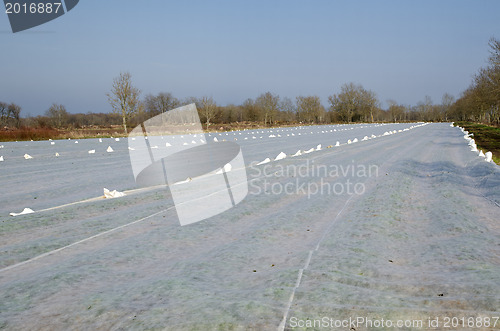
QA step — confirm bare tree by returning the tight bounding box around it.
[0,102,8,127]
[144,92,179,117]
[387,100,406,123]
[45,103,68,128]
[359,89,379,122]
[256,92,280,125]
[296,96,322,123]
[441,93,455,121]
[280,97,295,113]
[328,83,362,123]
[199,96,218,128]
[242,98,259,122]
[450,38,500,124]
[106,72,143,134]
[8,103,21,128]
[0,102,22,128]
[279,97,296,122]
[488,37,500,66]
[423,96,434,121]
[220,104,242,123]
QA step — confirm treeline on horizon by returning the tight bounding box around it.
[1,38,499,135]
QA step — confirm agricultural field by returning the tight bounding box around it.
[0,122,499,330]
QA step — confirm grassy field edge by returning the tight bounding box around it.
[454,121,500,164]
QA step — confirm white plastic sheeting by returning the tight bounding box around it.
[274,152,287,161]
[485,151,493,162]
[103,188,125,198]
[9,207,34,216]
[173,177,192,185]
[256,158,271,165]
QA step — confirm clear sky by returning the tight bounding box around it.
[1,0,499,116]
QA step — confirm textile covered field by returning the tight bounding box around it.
[0,123,499,330]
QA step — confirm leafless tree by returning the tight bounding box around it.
[144,92,179,117]
[219,104,242,123]
[279,97,297,122]
[242,98,259,122]
[256,92,280,125]
[328,83,363,123]
[106,72,143,134]
[441,93,455,121]
[45,103,68,128]
[387,100,406,123]
[296,95,322,123]
[488,37,500,66]
[199,96,218,128]
[8,103,21,128]
[360,89,379,122]
[449,38,500,124]
[0,102,21,128]
[0,102,8,127]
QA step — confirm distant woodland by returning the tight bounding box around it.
[1,38,498,140]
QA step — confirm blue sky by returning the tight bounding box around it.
[1,0,499,116]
